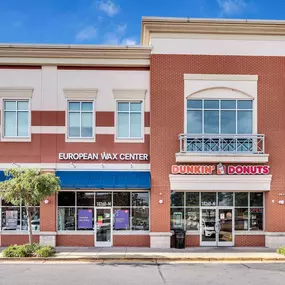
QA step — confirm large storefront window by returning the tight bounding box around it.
[58,191,150,232]
[0,199,40,231]
[170,192,263,232]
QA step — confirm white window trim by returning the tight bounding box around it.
[1,98,32,142]
[184,74,258,134]
[65,100,96,143]
[113,89,147,143]
[115,100,145,143]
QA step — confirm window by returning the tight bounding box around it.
[3,100,29,138]
[187,100,253,134]
[68,101,94,138]
[170,192,264,232]
[117,101,143,139]
[0,199,40,231]
[57,191,150,232]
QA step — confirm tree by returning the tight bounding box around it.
[0,168,60,244]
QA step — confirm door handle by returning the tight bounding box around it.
[215,221,221,233]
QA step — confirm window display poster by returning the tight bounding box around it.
[114,210,129,230]
[6,211,18,229]
[78,209,93,229]
[173,212,183,228]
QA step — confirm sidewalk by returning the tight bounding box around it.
[1,247,285,262]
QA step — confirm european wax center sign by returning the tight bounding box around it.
[58,152,149,161]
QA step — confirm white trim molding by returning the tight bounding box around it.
[184,74,258,81]
[169,174,272,191]
[63,88,98,99]
[0,87,33,98]
[175,153,269,163]
[113,89,147,100]
[0,162,150,171]
[184,73,258,135]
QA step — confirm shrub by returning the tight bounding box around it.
[2,245,19,258]
[1,243,54,258]
[277,246,285,255]
[34,246,54,258]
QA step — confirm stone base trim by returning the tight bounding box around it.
[40,234,56,247]
[149,232,172,249]
[265,233,285,248]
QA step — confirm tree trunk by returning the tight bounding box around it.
[26,206,33,244]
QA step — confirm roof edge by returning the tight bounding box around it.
[141,17,285,45]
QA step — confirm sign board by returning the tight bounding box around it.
[78,209,93,229]
[5,210,18,229]
[114,210,129,230]
[58,152,149,161]
[171,163,270,175]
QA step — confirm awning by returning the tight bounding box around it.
[56,171,151,189]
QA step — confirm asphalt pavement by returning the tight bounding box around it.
[0,262,285,285]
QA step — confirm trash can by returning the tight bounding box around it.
[174,229,186,249]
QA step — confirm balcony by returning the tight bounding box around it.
[176,134,269,163]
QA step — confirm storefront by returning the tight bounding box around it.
[171,191,264,247]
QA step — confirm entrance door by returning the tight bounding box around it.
[217,208,234,246]
[200,208,234,246]
[95,207,112,247]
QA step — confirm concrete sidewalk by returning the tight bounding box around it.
[1,246,285,262]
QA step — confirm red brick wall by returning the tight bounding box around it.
[40,193,56,232]
[113,235,150,247]
[1,235,39,246]
[56,235,94,247]
[150,54,285,234]
[185,235,200,247]
[235,235,265,247]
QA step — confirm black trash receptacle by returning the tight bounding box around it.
[174,229,186,249]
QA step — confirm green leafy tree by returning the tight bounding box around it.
[0,168,60,244]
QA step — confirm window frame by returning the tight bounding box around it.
[1,98,31,142]
[170,192,264,233]
[0,198,40,232]
[186,99,253,135]
[66,100,95,142]
[115,100,144,143]
[56,190,150,233]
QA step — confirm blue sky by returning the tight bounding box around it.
[0,0,283,45]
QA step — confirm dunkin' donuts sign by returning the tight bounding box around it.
[171,163,270,175]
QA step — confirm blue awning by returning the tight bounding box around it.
[56,171,151,189]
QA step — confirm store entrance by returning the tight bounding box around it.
[94,207,112,247]
[200,207,234,246]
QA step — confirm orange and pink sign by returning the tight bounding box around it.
[171,163,270,175]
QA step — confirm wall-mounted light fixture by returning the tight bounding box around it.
[44,199,49,204]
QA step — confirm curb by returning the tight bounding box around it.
[1,257,285,262]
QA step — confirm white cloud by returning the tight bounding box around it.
[217,0,247,15]
[76,26,97,41]
[116,24,127,34]
[104,33,137,45]
[97,0,119,17]
[121,38,137,45]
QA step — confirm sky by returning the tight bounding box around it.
[0,0,284,45]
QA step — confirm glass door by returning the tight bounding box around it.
[217,208,234,246]
[95,207,112,247]
[200,208,234,246]
[200,208,217,246]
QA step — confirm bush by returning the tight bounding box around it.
[277,247,285,255]
[1,243,54,258]
[34,246,54,257]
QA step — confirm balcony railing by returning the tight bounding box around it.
[179,134,265,154]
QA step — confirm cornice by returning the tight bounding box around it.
[141,17,285,44]
[0,45,152,66]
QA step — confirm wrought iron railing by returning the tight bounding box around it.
[179,134,265,154]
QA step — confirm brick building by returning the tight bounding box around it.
[0,17,284,248]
